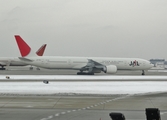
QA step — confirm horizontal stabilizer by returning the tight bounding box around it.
[18,57,33,62]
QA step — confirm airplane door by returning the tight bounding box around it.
[68,59,72,65]
[124,61,128,67]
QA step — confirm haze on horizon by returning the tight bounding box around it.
[0,0,167,60]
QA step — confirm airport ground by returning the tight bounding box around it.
[0,93,167,120]
[0,66,167,120]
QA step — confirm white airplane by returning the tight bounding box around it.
[0,43,46,70]
[15,35,153,75]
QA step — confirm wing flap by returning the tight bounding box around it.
[81,59,105,73]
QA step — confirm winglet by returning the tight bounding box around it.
[15,35,31,57]
[36,44,47,56]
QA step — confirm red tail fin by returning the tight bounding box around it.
[36,44,47,56]
[15,35,31,57]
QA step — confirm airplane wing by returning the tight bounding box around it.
[81,59,105,73]
[79,60,118,75]
[88,59,103,66]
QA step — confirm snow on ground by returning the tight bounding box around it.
[0,81,167,95]
[1,75,167,80]
[0,75,167,95]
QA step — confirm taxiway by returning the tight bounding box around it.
[0,67,167,120]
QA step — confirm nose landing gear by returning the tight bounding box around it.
[142,70,145,75]
[0,66,6,70]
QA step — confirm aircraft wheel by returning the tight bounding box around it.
[29,67,33,70]
[36,68,40,70]
[0,68,6,70]
[142,70,145,75]
[88,72,94,75]
[77,72,83,75]
[77,72,94,75]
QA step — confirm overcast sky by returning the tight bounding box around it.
[0,0,167,60]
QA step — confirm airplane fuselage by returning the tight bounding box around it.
[0,57,26,66]
[20,56,153,71]
[14,35,153,75]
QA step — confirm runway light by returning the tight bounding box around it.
[6,76,10,79]
[109,112,125,120]
[43,80,49,84]
[145,108,161,120]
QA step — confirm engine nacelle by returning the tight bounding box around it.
[103,65,117,74]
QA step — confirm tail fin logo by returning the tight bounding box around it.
[36,44,47,56]
[15,35,31,57]
[129,60,140,67]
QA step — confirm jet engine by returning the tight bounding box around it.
[103,65,117,74]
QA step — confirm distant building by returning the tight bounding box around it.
[164,61,167,69]
[150,59,167,69]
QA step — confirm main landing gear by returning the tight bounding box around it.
[77,72,94,75]
[0,66,6,70]
[36,67,40,70]
[142,70,145,75]
[0,68,5,70]
[29,66,33,70]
